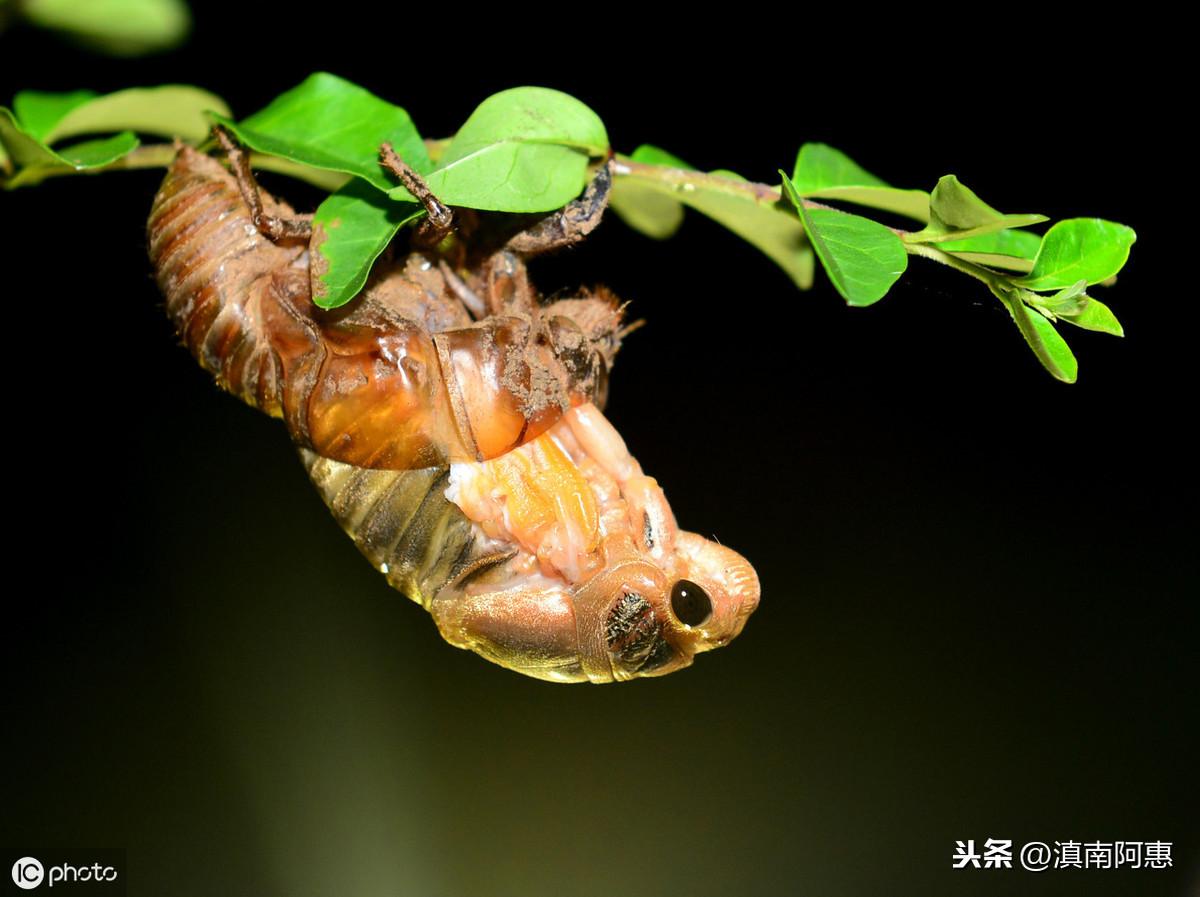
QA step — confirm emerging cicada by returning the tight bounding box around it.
[146,136,759,682]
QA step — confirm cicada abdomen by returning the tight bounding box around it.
[147,146,302,418]
[300,447,517,611]
[147,147,622,470]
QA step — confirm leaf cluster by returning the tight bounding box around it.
[0,75,1136,382]
[613,143,1132,382]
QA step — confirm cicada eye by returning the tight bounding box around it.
[670,579,712,627]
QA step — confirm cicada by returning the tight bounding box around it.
[146,136,759,683]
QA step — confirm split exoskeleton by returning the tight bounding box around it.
[147,137,759,682]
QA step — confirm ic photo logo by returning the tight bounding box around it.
[6,854,122,892]
[11,858,43,890]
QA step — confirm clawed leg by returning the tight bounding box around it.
[212,125,313,241]
[505,158,614,256]
[379,142,455,248]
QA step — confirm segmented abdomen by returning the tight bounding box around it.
[148,147,301,417]
[147,147,621,471]
[300,448,499,608]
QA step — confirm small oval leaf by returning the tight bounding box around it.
[41,85,230,143]
[782,173,906,306]
[609,144,694,238]
[939,228,1043,263]
[993,286,1078,383]
[1,107,139,186]
[629,143,693,169]
[311,181,422,309]
[908,175,1047,244]
[929,175,1012,229]
[56,133,140,167]
[610,179,686,239]
[791,142,931,222]
[13,89,98,141]
[1031,280,1089,316]
[1014,218,1137,291]
[614,155,812,288]
[1058,294,1124,337]
[215,73,430,192]
[388,87,608,213]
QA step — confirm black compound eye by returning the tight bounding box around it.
[670,579,712,627]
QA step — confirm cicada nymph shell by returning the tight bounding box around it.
[147,144,759,682]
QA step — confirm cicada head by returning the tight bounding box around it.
[434,404,760,683]
[574,530,761,682]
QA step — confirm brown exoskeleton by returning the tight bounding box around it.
[147,132,759,682]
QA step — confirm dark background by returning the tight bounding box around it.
[3,6,1196,896]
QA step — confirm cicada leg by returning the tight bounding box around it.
[504,158,614,256]
[379,142,455,248]
[212,125,314,241]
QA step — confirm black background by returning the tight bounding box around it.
[2,5,1196,897]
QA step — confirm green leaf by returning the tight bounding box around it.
[609,144,691,239]
[938,228,1042,272]
[612,150,814,283]
[1015,278,1125,339]
[610,178,686,239]
[13,89,98,141]
[612,158,812,288]
[908,175,1047,244]
[993,286,1078,383]
[629,144,692,169]
[32,85,231,143]
[21,0,191,56]
[311,180,422,309]
[1057,294,1124,337]
[54,133,140,166]
[1,107,138,186]
[250,156,351,192]
[1,107,66,168]
[791,143,931,222]
[215,73,431,192]
[929,175,1043,231]
[1014,218,1136,291]
[1022,281,1123,338]
[388,87,608,213]
[1028,279,1088,316]
[792,142,887,191]
[781,173,906,306]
